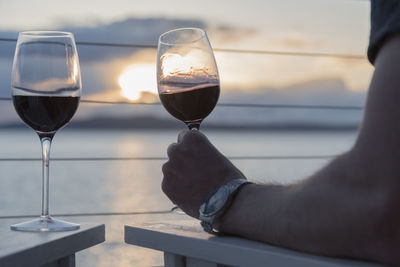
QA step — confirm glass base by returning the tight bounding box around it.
[10,216,80,232]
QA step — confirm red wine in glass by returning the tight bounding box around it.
[13,94,80,133]
[159,83,220,129]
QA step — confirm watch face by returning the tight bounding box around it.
[202,186,229,216]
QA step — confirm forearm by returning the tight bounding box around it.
[217,152,374,257]
[216,182,286,245]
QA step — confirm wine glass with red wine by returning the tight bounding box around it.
[157,28,220,212]
[157,28,220,130]
[10,31,81,232]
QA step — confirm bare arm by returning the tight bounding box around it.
[162,36,400,265]
[219,35,400,264]
[220,35,400,264]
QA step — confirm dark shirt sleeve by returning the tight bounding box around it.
[368,0,400,64]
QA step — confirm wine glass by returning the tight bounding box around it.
[10,31,81,232]
[157,28,220,130]
[157,28,220,212]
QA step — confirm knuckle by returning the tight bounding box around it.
[167,143,179,157]
[178,130,189,143]
[168,143,188,159]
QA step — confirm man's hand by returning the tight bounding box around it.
[162,130,246,218]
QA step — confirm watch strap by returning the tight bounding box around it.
[199,179,250,234]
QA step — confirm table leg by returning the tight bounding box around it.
[186,257,218,267]
[41,254,75,267]
[164,252,231,267]
[164,252,185,267]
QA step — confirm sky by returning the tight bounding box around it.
[0,0,370,53]
[0,0,372,125]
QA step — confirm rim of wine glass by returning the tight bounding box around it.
[159,27,206,45]
[19,31,73,38]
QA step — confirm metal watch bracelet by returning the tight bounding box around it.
[199,179,251,234]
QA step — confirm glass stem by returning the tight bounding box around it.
[40,135,53,219]
[187,122,200,130]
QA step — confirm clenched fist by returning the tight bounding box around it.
[162,130,246,218]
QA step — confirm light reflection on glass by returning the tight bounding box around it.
[72,59,80,83]
[159,49,216,81]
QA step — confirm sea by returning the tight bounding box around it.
[0,129,358,266]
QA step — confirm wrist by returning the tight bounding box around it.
[213,182,255,232]
[199,179,251,234]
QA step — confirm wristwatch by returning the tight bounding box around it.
[199,179,251,234]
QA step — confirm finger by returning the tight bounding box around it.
[167,142,180,158]
[161,161,178,197]
[161,176,169,195]
[177,130,189,143]
[161,161,171,175]
[161,173,174,198]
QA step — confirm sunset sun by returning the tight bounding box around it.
[118,64,157,101]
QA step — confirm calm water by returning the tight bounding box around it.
[0,129,357,266]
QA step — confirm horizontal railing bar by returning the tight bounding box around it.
[212,48,365,59]
[0,210,172,219]
[77,99,366,110]
[82,99,158,105]
[0,38,365,59]
[78,40,157,49]
[0,97,364,110]
[0,155,335,162]
[0,157,166,161]
[215,103,363,110]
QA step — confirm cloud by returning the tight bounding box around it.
[0,18,206,61]
[67,17,206,61]
[209,24,257,44]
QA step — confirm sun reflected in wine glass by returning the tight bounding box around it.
[160,50,215,83]
[118,64,157,101]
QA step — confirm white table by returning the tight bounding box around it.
[125,218,383,267]
[0,220,105,267]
